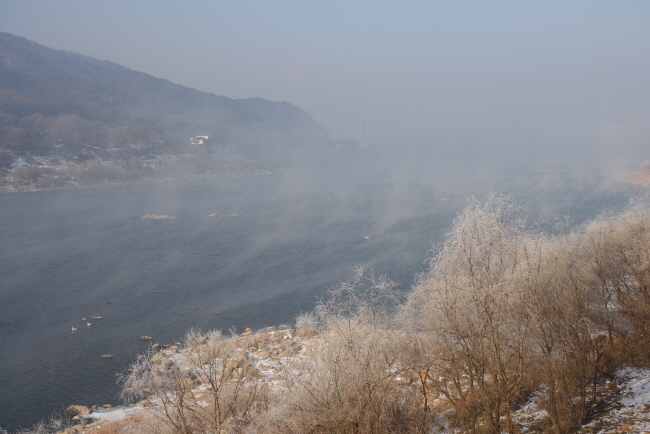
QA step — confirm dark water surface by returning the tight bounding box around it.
[0,157,640,430]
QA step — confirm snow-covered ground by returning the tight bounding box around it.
[81,406,149,424]
[583,367,650,434]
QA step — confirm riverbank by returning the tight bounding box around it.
[0,152,281,194]
[59,325,318,434]
[51,324,650,434]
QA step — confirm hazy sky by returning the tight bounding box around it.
[1,1,649,148]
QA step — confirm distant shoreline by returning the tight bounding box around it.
[0,165,284,195]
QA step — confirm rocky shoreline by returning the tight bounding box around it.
[51,323,650,434]
[58,325,318,434]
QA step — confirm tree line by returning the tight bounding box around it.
[0,111,195,163]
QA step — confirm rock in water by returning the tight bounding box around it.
[65,405,90,416]
[142,214,177,220]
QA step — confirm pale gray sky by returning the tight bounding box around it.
[1,1,649,149]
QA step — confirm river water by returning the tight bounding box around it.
[0,152,641,430]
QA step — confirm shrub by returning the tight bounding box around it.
[583,199,650,343]
[401,194,625,433]
[261,269,427,434]
[120,329,266,434]
[0,412,69,434]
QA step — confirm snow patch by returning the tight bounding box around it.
[584,367,650,433]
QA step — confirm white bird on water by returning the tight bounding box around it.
[71,326,77,332]
[86,321,92,327]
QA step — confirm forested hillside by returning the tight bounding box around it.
[0,32,331,191]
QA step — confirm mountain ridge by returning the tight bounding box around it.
[0,32,334,192]
[0,31,330,163]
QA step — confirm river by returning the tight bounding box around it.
[0,152,641,430]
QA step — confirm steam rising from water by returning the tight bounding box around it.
[0,146,644,430]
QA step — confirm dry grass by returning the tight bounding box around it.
[86,414,153,434]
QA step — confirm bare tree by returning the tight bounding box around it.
[403,195,535,433]
[583,199,650,340]
[120,329,265,434]
[260,268,426,434]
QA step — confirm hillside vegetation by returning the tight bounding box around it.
[0,32,331,191]
[12,195,650,434]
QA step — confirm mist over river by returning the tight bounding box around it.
[0,149,643,430]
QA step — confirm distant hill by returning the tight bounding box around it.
[0,32,330,167]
